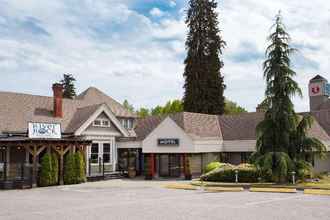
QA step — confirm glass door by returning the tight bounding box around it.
[169,154,181,177]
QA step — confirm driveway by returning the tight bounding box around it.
[0,179,329,220]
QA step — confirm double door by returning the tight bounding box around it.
[159,154,181,177]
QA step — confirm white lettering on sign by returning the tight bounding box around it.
[157,138,179,146]
[28,122,61,139]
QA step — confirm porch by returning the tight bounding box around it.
[0,137,91,189]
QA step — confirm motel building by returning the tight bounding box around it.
[0,75,330,189]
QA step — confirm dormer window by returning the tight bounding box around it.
[93,119,111,128]
[121,118,133,129]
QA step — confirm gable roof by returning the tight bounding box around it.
[134,112,222,141]
[311,110,330,137]
[76,87,137,118]
[0,87,136,134]
[310,75,327,82]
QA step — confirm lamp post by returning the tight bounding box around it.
[235,169,239,183]
[292,171,296,185]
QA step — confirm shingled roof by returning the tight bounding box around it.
[0,87,136,134]
[134,112,222,141]
[134,111,330,143]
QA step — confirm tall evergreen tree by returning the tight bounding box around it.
[60,74,76,99]
[253,13,326,182]
[183,0,226,115]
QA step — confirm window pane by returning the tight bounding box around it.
[103,144,110,153]
[94,120,101,126]
[91,144,99,153]
[102,120,110,127]
[91,154,98,163]
[103,154,110,163]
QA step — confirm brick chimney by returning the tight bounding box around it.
[52,83,63,118]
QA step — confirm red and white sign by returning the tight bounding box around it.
[309,82,324,97]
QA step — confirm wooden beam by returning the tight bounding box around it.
[32,146,38,188]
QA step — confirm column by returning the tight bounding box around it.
[31,146,38,188]
[5,146,10,179]
[150,153,155,178]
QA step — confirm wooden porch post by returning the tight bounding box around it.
[5,146,10,179]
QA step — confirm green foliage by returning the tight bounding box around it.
[123,100,134,112]
[183,0,226,115]
[64,152,86,185]
[137,108,150,118]
[201,163,259,183]
[51,153,59,184]
[60,74,76,99]
[204,162,223,173]
[39,153,53,187]
[295,160,313,179]
[224,99,247,115]
[39,153,58,187]
[75,152,86,183]
[64,152,77,185]
[252,13,327,183]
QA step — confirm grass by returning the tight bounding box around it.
[164,183,198,190]
[250,187,297,193]
[304,189,330,196]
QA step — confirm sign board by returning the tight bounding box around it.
[157,138,179,146]
[28,122,61,139]
[326,83,330,96]
[309,82,324,97]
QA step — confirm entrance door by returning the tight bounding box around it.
[159,154,181,177]
[169,154,181,177]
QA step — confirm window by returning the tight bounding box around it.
[93,119,111,128]
[121,118,133,129]
[103,143,111,163]
[91,143,99,163]
[93,120,102,127]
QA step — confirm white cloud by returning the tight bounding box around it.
[169,0,177,8]
[0,0,329,112]
[150,7,166,17]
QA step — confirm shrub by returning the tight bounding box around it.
[64,152,77,185]
[39,153,53,187]
[204,162,222,173]
[75,151,86,183]
[200,163,259,183]
[295,160,313,180]
[51,153,59,184]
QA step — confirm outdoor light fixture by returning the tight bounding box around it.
[235,169,239,183]
[292,171,296,185]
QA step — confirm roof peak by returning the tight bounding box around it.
[310,75,327,82]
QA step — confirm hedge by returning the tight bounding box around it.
[204,162,227,174]
[201,163,259,183]
[39,153,58,186]
[64,152,86,185]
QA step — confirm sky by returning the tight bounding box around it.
[0,0,329,112]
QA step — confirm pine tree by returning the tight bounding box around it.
[253,13,326,182]
[183,0,226,115]
[60,74,76,99]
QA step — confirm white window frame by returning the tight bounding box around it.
[89,141,113,165]
[93,119,111,128]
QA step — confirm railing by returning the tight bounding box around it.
[88,157,119,177]
[0,162,33,189]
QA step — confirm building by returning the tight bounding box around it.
[0,75,330,189]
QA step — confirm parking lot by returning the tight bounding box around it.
[0,179,329,220]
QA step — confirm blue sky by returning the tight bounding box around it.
[0,0,329,112]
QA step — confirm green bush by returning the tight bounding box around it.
[75,151,86,183]
[39,153,53,187]
[39,153,59,186]
[64,152,86,185]
[51,153,59,184]
[64,152,77,185]
[204,162,223,173]
[295,160,313,180]
[200,163,259,183]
